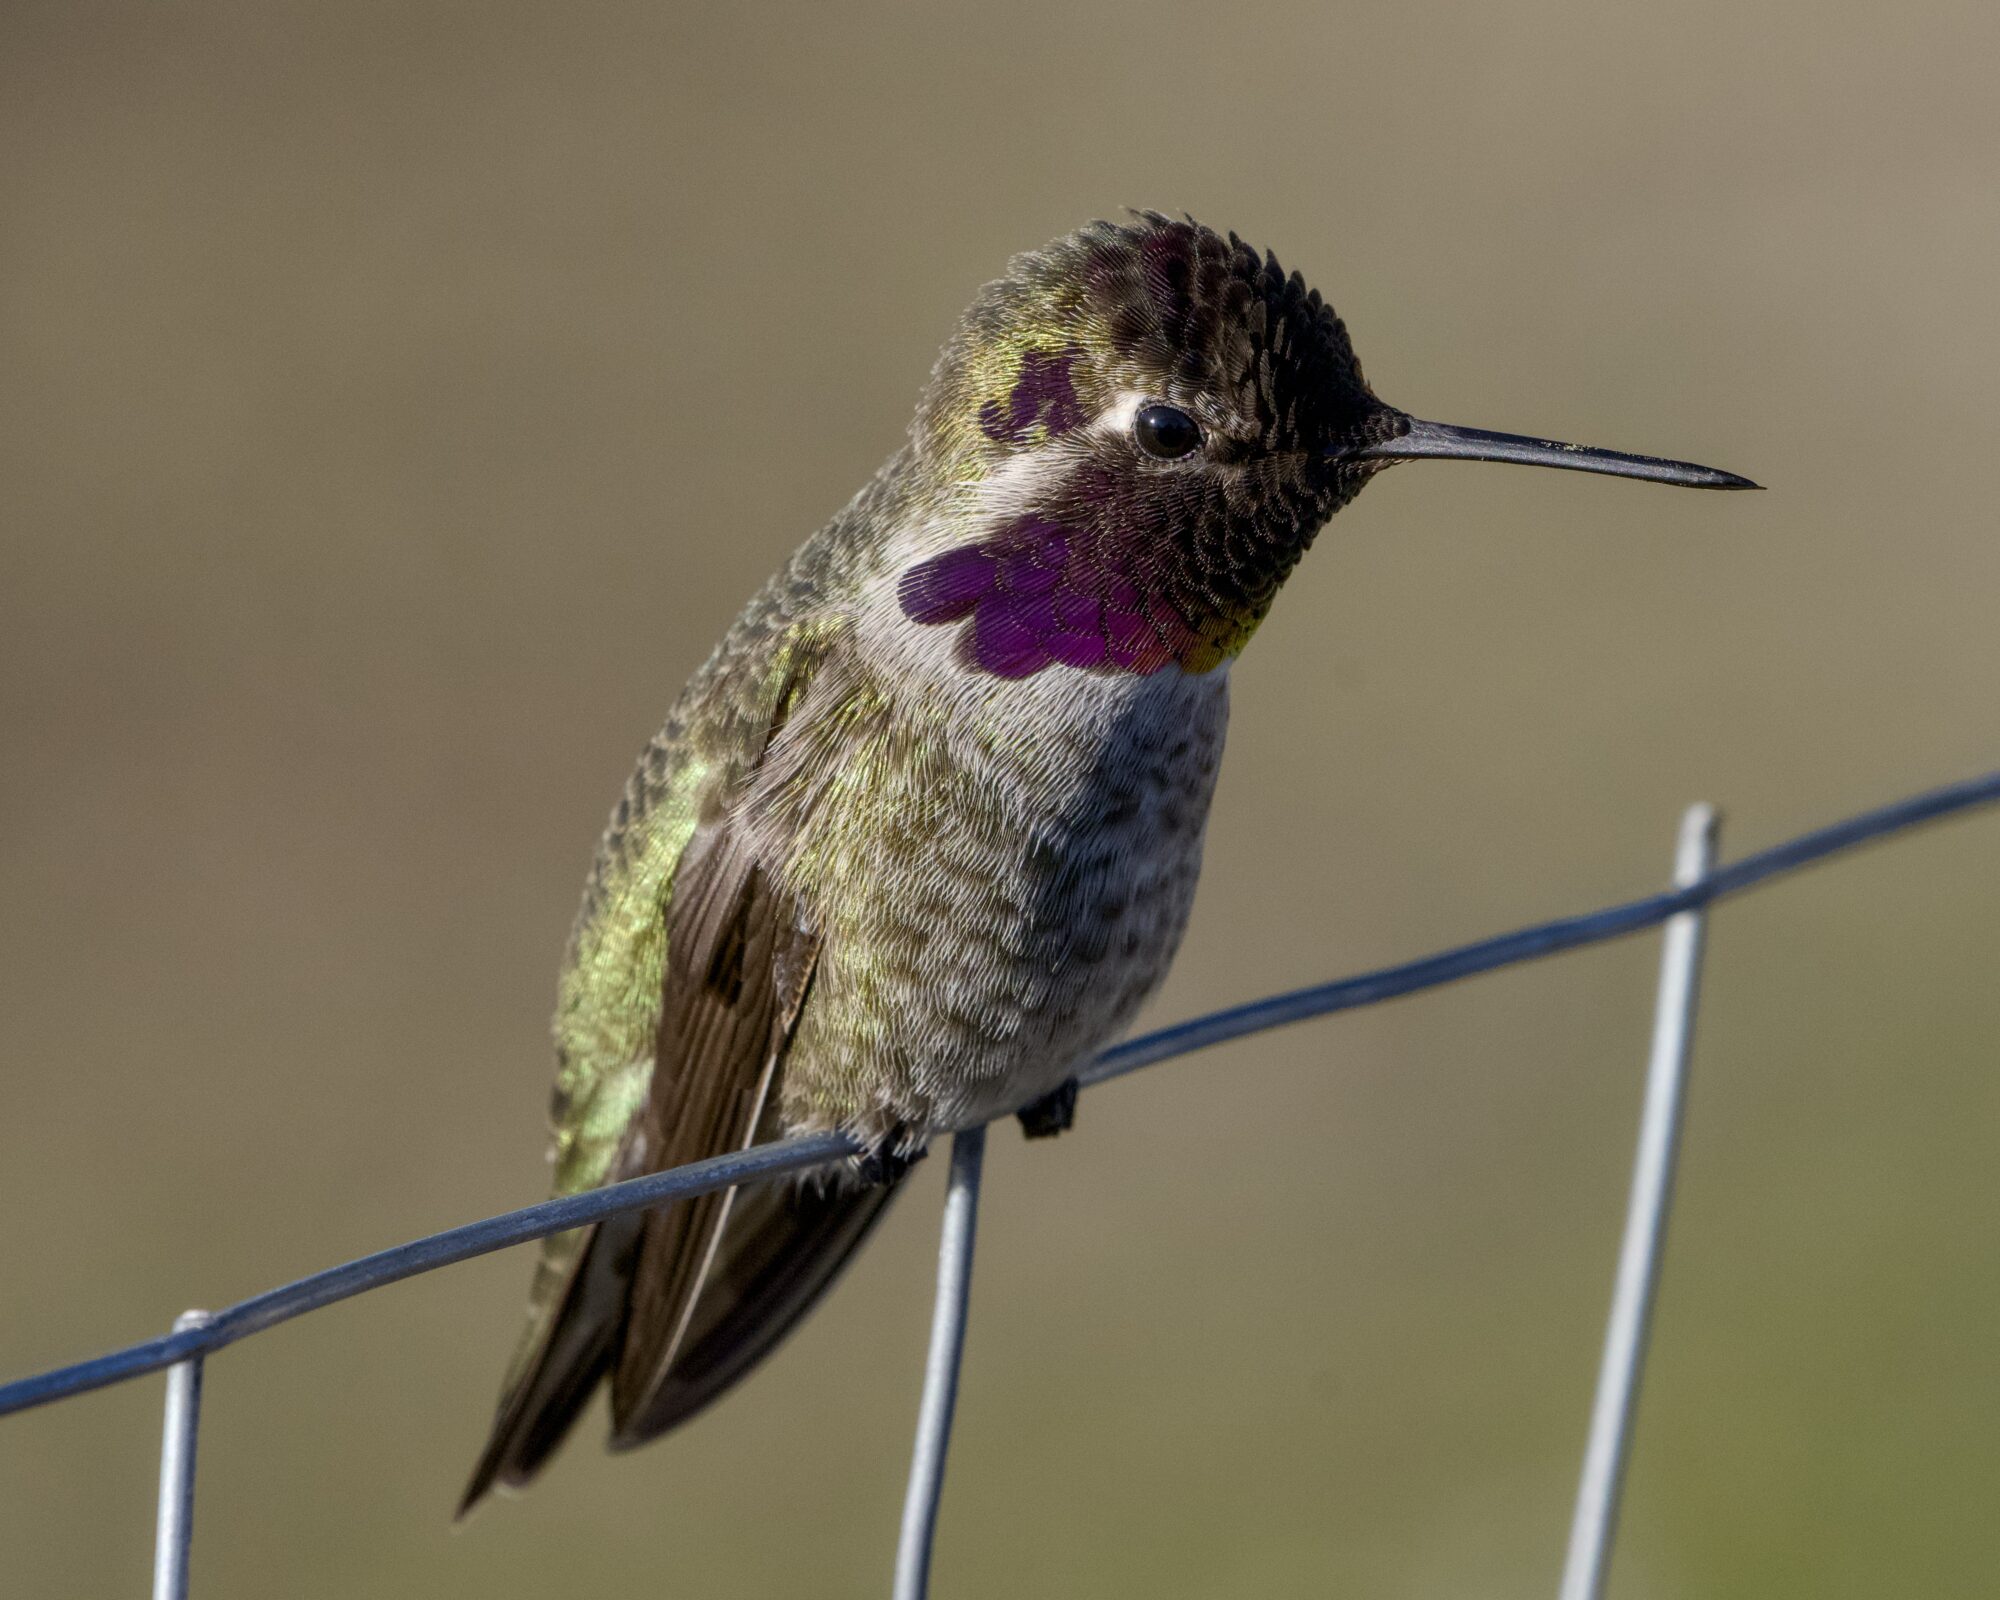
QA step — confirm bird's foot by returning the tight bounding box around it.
[854,1127,927,1187]
[1016,1077,1079,1140]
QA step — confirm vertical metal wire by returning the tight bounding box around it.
[1558,804,1720,1600]
[893,1125,988,1600]
[153,1309,212,1600]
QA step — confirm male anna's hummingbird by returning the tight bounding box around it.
[461,212,1753,1511]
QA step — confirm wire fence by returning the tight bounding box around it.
[4,768,1998,1599]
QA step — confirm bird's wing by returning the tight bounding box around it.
[461,628,872,1511]
[602,800,819,1433]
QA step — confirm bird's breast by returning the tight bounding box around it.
[777,659,1230,1139]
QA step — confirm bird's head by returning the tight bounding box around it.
[897,213,1754,680]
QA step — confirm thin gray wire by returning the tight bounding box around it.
[2,764,1996,1423]
[1559,805,1718,1600]
[894,1126,988,1600]
[151,1309,210,1600]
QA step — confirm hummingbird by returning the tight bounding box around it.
[460,211,1754,1512]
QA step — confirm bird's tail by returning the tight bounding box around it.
[458,1170,900,1518]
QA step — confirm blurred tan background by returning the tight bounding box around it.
[3,2,1997,1596]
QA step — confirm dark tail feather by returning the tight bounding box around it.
[459,1175,899,1516]
[608,1172,901,1448]
[457,1213,638,1519]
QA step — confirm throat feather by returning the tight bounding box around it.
[897,511,1273,680]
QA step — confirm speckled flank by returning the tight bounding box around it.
[775,660,1228,1141]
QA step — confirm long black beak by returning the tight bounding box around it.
[1345,416,1760,490]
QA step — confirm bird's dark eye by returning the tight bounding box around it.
[1133,404,1203,460]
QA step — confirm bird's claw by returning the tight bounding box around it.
[1016,1077,1078,1140]
[854,1130,927,1186]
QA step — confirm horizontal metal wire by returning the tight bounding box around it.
[1082,766,2000,1086]
[2,764,1995,1424]
[0,1132,860,1418]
